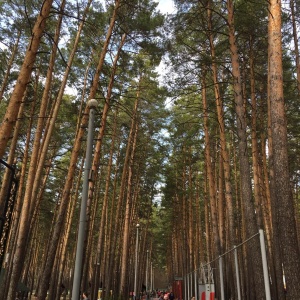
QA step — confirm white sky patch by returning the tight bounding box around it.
[154,1,176,109]
[155,0,176,14]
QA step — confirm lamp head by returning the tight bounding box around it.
[87,99,98,109]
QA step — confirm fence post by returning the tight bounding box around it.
[185,274,188,300]
[234,246,241,300]
[194,270,197,300]
[259,229,271,300]
[187,273,190,300]
[219,256,225,300]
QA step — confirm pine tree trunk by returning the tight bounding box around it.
[249,42,263,228]
[103,142,121,294]
[290,0,300,93]
[5,68,42,299]
[36,1,119,297]
[81,33,126,295]
[91,104,119,299]
[0,0,54,159]
[267,11,283,297]
[200,67,220,259]
[268,1,300,298]
[207,2,235,251]
[0,30,21,103]
[227,1,265,299]
[55,157,84,300]
[119,92,140,296]
[6,4,66,297]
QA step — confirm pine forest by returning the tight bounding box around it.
[0,0,300,299]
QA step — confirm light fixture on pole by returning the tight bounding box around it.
[134,223,140,300]
[71,99,98,300]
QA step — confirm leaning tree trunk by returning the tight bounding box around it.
[268,1,300,299]
[6,3,66,298]
[36,1,120,298]
[0,88,26,218]
[5,66,43,300]
[91,104,119,300]
[0,0,54,159]
[82,33,126,295]
[0,30,21,103]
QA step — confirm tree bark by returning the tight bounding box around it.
[268,1,300,298]
[201,67,220,258]
[36,1,120,297]
[119,91,140,296]
[207,1,235,251]
[227,1,265,299]
[0,30,21,103]
[0,0,54,159]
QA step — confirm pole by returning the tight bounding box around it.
[146,250,149,298]
[187,274,190,300]
[190,273,193,298]
[150,262,153,293]
[219,256,225,300]
[194,270,197,300]
[234,246,241,300]
[259,229,271,300]
[134,224,140,300]
[71,99,98,300]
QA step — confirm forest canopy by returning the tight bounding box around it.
[0,0,300,300]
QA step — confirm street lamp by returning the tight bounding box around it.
[71,99,98,300]
[146,250,149,299]
[134,223,140,300]
[150,262,153,293]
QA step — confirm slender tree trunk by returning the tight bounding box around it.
[0,88,26,218]
[268,1,300,298]
[6,2,67,296]
[5,67,42,299]
[91,105,119,300]
[0,30,21,103]
[204,174,211,263]
[81,33,126,295]
[0,91,28,298]
[55,156,84,300]
[103,140,121,294]
[36,2,120,298]
[7,2,65,295]
[290,0,300,94]
[249,40,263,228]
[200,68,220,259]
[0,0,53,158]
[267,7,283,298]
[207,1,235,251]
[227,1,265,299]
[119,91,140,296]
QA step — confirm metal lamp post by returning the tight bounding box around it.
[150,262,153,293]
[71,99,98,300]
[134,223,140,300]
[146,250,149,299]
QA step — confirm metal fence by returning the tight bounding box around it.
[0,158,18,269]
[184,229,271,300]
